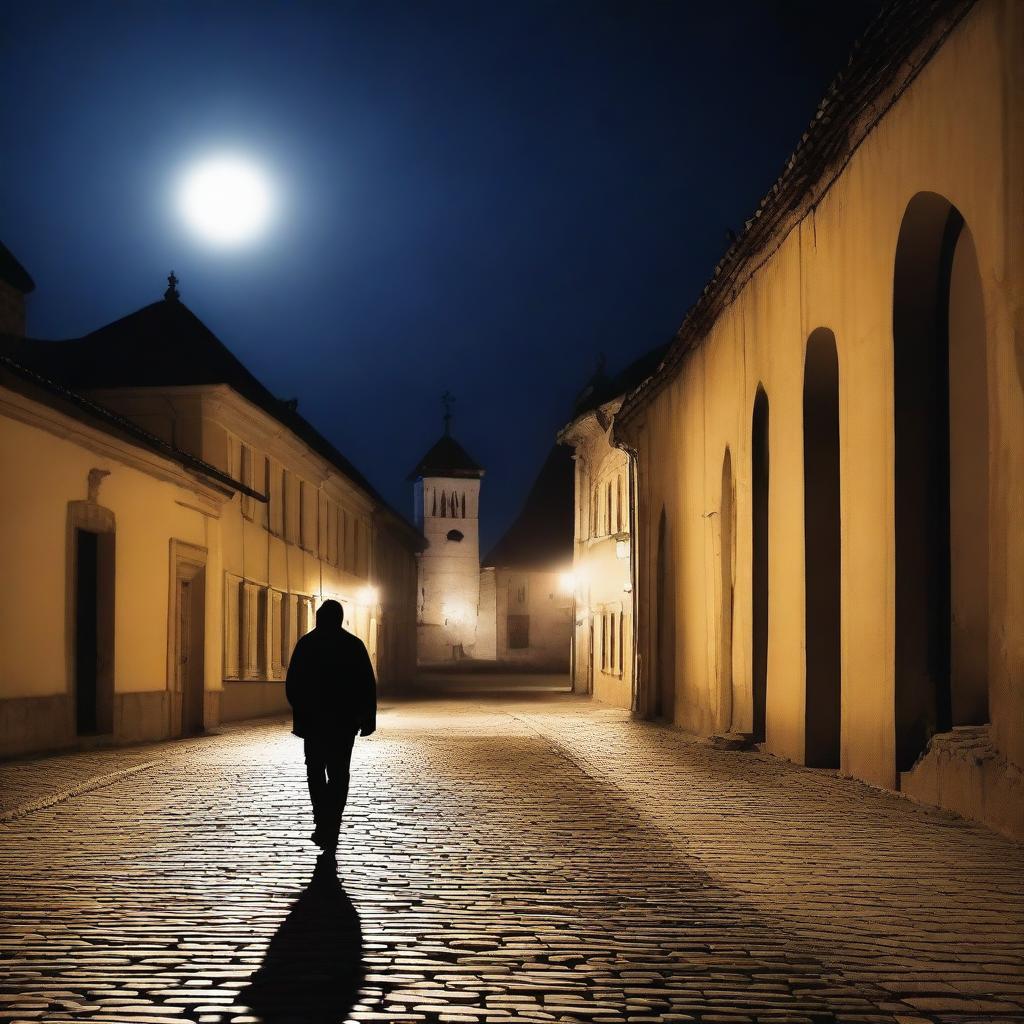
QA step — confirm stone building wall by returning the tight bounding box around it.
[89,385,420,716]
[561,408,634,707]
[0,383,229,757]
[616,0,1024,837]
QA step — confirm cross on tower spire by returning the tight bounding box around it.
[442,390,454,436]
[164,271,180,302]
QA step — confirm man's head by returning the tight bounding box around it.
[315,599,344,631]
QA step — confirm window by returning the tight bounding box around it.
[318,492,329,558]
[616,476,623,533]
[461,492,466,518]
[591,486,599,536]
[431,489,437,517]
[283,593,298,666]
[356,518,369,577]
[240,444,255,520]
[606,482,613,535]
[327,501,339,565]
[508,578,528,610]
[268,461,283,535]
[609,610,616,673]
[241,582,262,678]
[618,610,625,675]
[299,481,316,551]
[270,590,284,678]
[223,575,242,679]
[284,471,298,544]
[508,614,530,649]
[447,529,464,542]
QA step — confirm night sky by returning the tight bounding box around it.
[1,0,879,550]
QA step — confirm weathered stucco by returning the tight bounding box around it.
[617,0,1023,832]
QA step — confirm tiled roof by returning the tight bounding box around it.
[568,341,671,424]
[0,293,422,547]
[408,433,484,481]
[482,444,573,570]
[618,0,974,426]
[0,350,262,500]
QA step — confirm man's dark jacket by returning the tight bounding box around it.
[285,626,377,741]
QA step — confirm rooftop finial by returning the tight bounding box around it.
[442,390,454,436]
[164,270,180,302]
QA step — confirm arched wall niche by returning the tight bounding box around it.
[803,328,841,769]
[751,386,770,743]
[893,191,989,773]
[654,505,675,722]
[718,447,735,733]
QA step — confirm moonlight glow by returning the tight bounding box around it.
[178,155,273,247]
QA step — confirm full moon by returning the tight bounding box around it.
[178,155,273,247]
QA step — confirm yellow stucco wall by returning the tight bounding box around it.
[628,0,1023,787]
[0,394,220,702]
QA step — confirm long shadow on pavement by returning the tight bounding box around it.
[240,852,365,1024]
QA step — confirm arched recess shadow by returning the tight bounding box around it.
[240,854,366,1024]
[654,506,676,722]
[803,329,841,769]
[718,448,735,733]
[893,192,989,772]
[751,387,770,743]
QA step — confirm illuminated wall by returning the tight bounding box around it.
[85,385,420,718]
[0,383,228,756]
[560,406,634,706]
[618,0,1023,837]
[414,475,482,663]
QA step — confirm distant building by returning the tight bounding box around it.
[479,445,574,671]
[0,265,421,757]
[408,417,485,663]
[558,347,666,703]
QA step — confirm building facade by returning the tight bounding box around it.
[1,268,421,756]
[480,445,574,671]
[409,428,485,663]
[609,0,1022,838]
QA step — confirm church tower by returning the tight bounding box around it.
[408,394,485,663]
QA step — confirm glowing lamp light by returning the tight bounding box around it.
[558,571,577,595]
[358,585,380,607]
[615,538,631,560]
[178,154,274,247]
[442,603,467,625]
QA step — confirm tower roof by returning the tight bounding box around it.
[408,433,484,481]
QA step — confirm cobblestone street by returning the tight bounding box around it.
[1,694,1022,1024]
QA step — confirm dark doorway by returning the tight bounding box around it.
[75,530,98,735]
[718,448,735,733]
[654,507,675,721]
[751,387,770,743]
[173,546,207,737]
[803,329,841,768]
[893,193,989,772]
[75,528,114,736]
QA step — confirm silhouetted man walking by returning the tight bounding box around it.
[285,600,376,853]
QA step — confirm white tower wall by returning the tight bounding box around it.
[416,476,482,662]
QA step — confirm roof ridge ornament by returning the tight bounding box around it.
[164,270,180,302]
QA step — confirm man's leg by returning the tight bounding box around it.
[303,739,329,838]
[322,732,357,848]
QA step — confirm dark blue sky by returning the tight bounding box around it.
[0,0,878,550]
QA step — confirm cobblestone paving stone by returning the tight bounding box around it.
[0,695,1021,1024]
